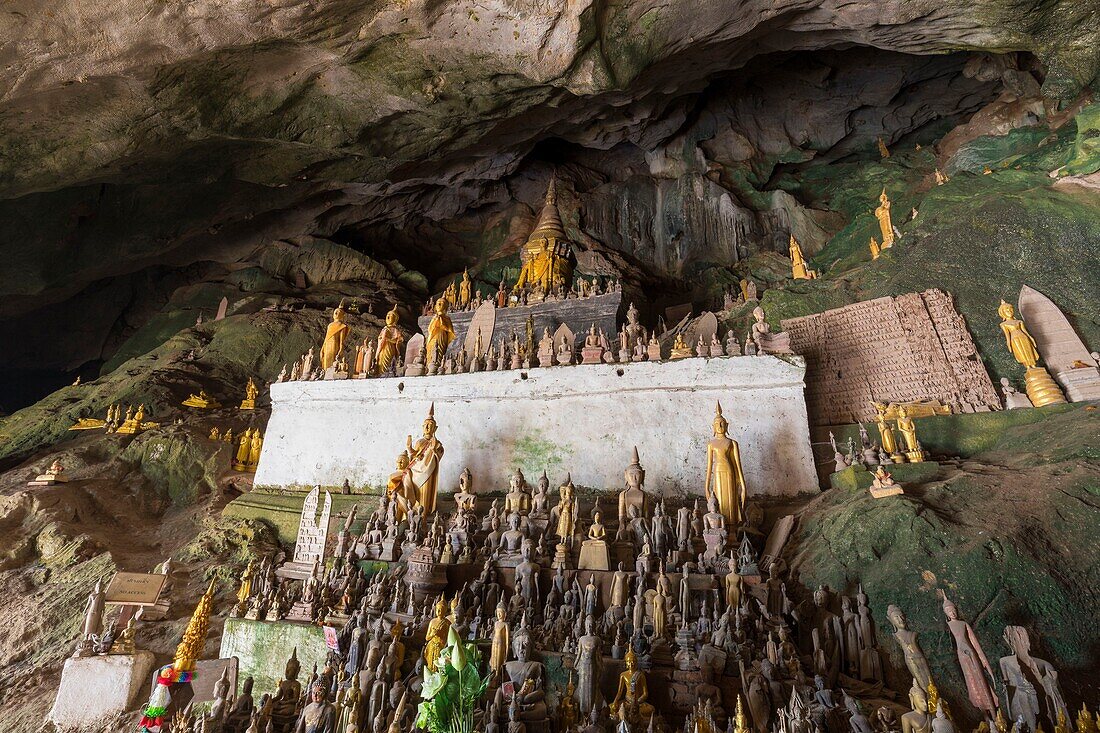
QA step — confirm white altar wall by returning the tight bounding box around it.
[254,355,819,498]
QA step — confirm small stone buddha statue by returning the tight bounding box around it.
[501,624,548,722]
[869,466,903,498]
[750,307,792,355]
[504,468,532,517]
[610,648,655,725]
[579,511,611,571]
[617,446,650,521]
[270,649,304,723]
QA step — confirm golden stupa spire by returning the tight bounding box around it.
[528,175,566,241]
[734,696,749,733]
[173,579,216,671]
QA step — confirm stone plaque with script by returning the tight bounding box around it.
[105,572,167,606]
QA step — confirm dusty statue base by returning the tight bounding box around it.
[255,355,818,497]
[1025,367,1067,407]
[48,651,156,730]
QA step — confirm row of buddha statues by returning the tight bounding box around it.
[68,401,159,435]
[217,477,1082,733]
[285,294,796,387]
[424,269,623,317]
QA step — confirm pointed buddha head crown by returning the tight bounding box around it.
[713,401,729,435]
[173,579,216,671]
[385,303,400,326]
[998,299,1015,321]
[624,445,645,486]
[333,299,347,321]
[423,403,437,433]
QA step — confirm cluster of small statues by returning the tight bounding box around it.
[828,403,929,472]
[425,268,623,317]
[69,402,158,435]
[218,453,1083,733]
[281,294,798,389]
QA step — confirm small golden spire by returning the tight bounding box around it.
[734,696,749,733]
[173,579,216,671]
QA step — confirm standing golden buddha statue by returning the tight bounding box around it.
[423,597,451,671]
[408,404,445,514]
[875,189,895,249]
[704,401,747,526]
[997,300,1066,407]
[320,300,351,371]
[788,235,816,280]
[374,305,405,376]
[873,402,902,462]
[425,298,456,367]
[457,269,472,309]
[895,407,925,462]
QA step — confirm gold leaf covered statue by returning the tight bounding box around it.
[182,390,220,409]
[374,304,405,375]
[425,298,456,367]
[320,300,351,371]
[788,235,817,280]
[875,189,895,249]
[239,377,259,410]
[174,579,216,671]
[512,177,575,295]
[609,648,655,725]
[997,300,1066,407]
[407,404,445,514]
[704,401,747,526]
[423,596,451,671]
[869,236,881,260]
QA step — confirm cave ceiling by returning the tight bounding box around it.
[0,0,1097,396]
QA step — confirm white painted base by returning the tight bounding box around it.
[48,651,156,730]
[256,355,819,498]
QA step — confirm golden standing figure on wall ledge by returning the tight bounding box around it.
[320,300,350,371]
[425,298,455,366]
[374,304,405,375]
[788,235,817,280]
[705,401,747,527]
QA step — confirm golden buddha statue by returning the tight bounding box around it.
[875,189,895,249]
[513,177,575,294]
[998,300,1040,368]
[788,235,816,280]
[425,298,456,366]
[423,596,451,671]
[247,430,263,470]
[240,377,258,410]
[182,390,220,408]
[408,404,445,514]
[670,332,692,359]
[374,304,405,375]
[873,402,900,461]
[705,402,747,526]
[320,300,351,371]
[895,407,925,462]
[209,427,220,441]
[609,648,655,725]
[877,137,890,159]
[458,268,472,309]
[386,449,416,521]
[997,300,1066,407]
[233,429,253,471]
[552,476,578,543]
[869,236,881,260]
[560,673,579,732]
[489,603,509,676]
[443,280,458,309]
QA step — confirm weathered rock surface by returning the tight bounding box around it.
[2,0,1098,405]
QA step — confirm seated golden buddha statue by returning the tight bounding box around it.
[513,177,575,295]
[610,648,655,725]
